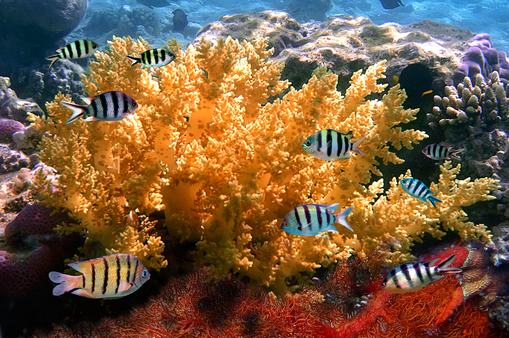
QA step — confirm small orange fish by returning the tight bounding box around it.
[49,253,150,299]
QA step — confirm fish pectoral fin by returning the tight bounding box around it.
[71,288,96,298]
[431,274,445,283]
[118,280,135,293]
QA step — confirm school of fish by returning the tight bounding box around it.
[46,38,465,300]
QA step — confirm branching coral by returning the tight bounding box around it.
[29,35,497,293]
[349,161,498,266]
[430,71,509,129]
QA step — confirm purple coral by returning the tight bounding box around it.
[0,203,81,299]
[0,118,24,143]
[454,33,509,86]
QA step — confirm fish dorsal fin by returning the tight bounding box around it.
[423,258,440,267]
[326,203,340,213]
[67,261,88,273]
[344,132,353,140]
[81,97,93,105]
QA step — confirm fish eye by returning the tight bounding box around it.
[304,140,311,147]
[142,270,149,278]
[283,222,289,228]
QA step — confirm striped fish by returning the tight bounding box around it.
[48,253,150,299]
[302,129,365,161]
[381,254,462,294]
[400,178,442,208]
[422,144,464,160]
[46,39,99,69]
[127,49,175,69]
[281,203,354,236]
[61,91,139,124]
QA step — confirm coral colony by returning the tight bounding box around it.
[0,34,505,337]
[29,36,496,293]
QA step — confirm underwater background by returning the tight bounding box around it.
[1,0,509,337]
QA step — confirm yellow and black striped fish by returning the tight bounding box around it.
[127,48,175,69]
[61,90,139,124]
[46,39,99,69]
[281,203,354,236]
[48,253,150,299]
[381,254,461,293]
[302,129,365,161]
[422,144,464,160]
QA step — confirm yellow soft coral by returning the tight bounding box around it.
[30,36,496,293]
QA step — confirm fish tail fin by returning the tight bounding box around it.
[126,55,141,67]
[334,206,354,232]
[436,254,462,275]
[48,271,81,296]
[351,136,366,156]
[60,101,86,124]
[45,54,59,69]
[427,195,442,208]
[450,149,464,160]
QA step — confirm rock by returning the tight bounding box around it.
[196,11,473,91]
[0,77,43,123]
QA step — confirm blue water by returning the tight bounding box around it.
[80,0,509,52]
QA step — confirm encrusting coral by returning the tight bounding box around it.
[28,36,497,293]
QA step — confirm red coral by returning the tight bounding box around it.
[30,245,506,338]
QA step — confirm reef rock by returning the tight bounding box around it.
[196,11,473,91]
[0,77,43,123]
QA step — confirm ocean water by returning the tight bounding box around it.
[80,0,509,51]
[1,0,509,337]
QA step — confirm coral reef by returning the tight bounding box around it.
[430,71,509,132]
[0,204,81,299]
[284,0,333,22]
[30,247,505,337]
[454,33,509,86]
[0,118,25,144]
[28,36,499,293]
[425,38,509,227]
[0,145,31,173]
[196,11,472,91]
[0,77,44,123]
